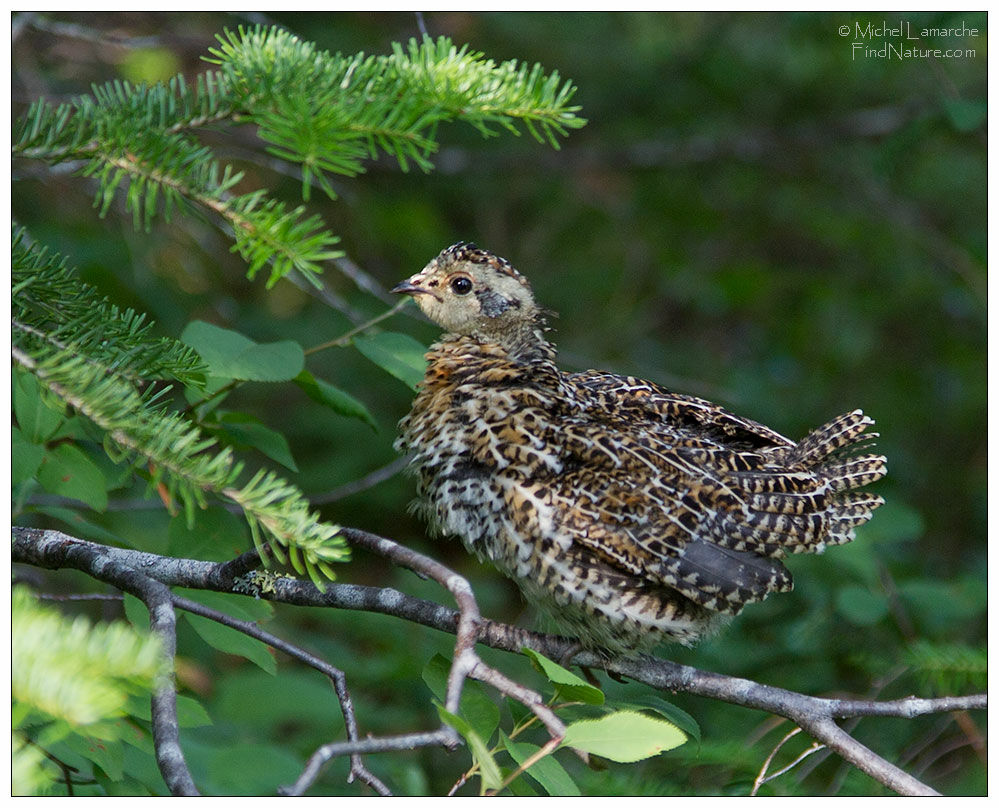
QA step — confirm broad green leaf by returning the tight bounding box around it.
[175,696,212,729]
[501,731,579,796]
[352,331,427,390]
[35,443,108,510]
[181,320,304,382]
[834,584,889,626]
[562,710,686,762]
[13,368,65,443]
[614,695,701,744]
[176,587,274,624]
[37,505,130,547]
[294,370,377,429]
[122,594,149,633]
[217,412,298,471]
[12,427,46,484]
[126,693,211,729]
[167,508,249,562]
[437,706,503,792]
[214,669,343,729]
[506,775,540,796]
[422,654,500,742]
[182,612,276,674]
[198,742,303,796]
[522,648,604,705]
[61,732,125,781]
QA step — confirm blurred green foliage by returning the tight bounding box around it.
[12,11,985,796]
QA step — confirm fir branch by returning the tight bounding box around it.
[13,73,236,163]
[12,345,349,583]
[13,25,585,288]
[903,640,987,693]
[12,227,206,385]
[206,26,586,185]
[14,75,342,288]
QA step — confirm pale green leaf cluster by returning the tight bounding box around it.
[12,587,163,728]
[12,732,52,796]
[11,587,168,794]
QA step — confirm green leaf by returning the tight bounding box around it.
[198,742,304,796]
[562,710,686,762]
[167,508,249,562]
[522,648,604,705]
[421,652,454,701]
[501,732,580,796]
[126,692,212,729]
[12,427,46,484]
[122,593,149,633]
[181,320,304,382]
[175,695,213,729]
[182,612,276,674]
[422,654,500,742]
[217,412,298,471]
[613,694,701,745]
[214,669,344,730]
[352,331,427,390]
[176,587,274,624]
[61,732,125,781]
[294,370,377,429]
[35,443,108,510]
[36,505,128,547]
[834,584,889,626]
[13,369,65,442]
[437,705,503,792]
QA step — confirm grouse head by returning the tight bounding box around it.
[392,243,544,352]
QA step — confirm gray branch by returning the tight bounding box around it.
[12,525,986,796]
[15,528,199,795]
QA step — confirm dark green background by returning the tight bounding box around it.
[13,11,986,795]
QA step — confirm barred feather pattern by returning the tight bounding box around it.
[394,244,887,652]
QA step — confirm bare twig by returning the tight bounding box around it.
[751,727,825,795]
[307,457,407,505]
[286,729,455,796]
[168,594,391,796]
[305,298,410,356]
[337,527,568,743]
[489,734,563,796]
[12,525,986,796]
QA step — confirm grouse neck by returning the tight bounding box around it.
[442,322,557,366]
[483,320,556,365]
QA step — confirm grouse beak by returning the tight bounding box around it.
[391,279,442,301]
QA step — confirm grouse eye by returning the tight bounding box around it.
[450,276,473,295]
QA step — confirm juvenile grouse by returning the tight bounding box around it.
[393,243,886,652]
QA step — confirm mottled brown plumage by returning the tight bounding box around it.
[393,243,886,653]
